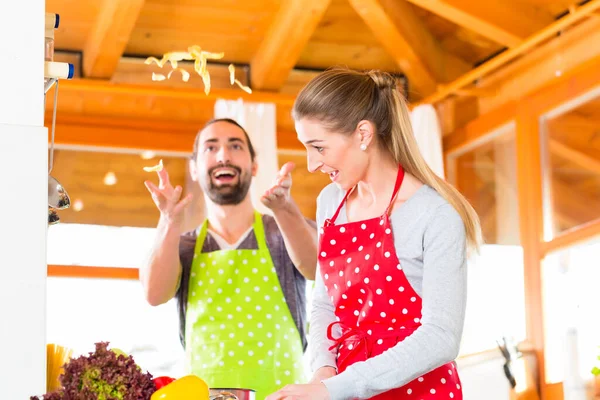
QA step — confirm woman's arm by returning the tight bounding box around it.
[308,263,340,373]
[322,203,468,400]
[308,186,341,375]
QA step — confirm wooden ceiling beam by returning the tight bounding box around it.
[443,101,517,154]
[250,0,332,91]
[125,60,316,99]
[46,77,301,150]
[348,0,470,97]
[416,0,600,106]
[542,217,600,255]
[552,178,600,227]
[45,112,303,152]
[405,0,553,47]
[546,113,600,139]
[48,114,197,153]
[548,139,600,176]
[83,0,146,78]
[54,50,318,98]
[57,78,298,107]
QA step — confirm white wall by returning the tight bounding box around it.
[0,0,47,397]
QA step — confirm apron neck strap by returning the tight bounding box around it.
[196,218,210,247]
[327,187,354,226]
[327,164,405,226]
[384,165,405,216]
[252,211,268,251]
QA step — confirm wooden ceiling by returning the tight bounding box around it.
[44,0,593,154]
[44,0,594,230]
[47,0,578,100]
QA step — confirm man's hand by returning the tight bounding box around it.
[261,162,295,212]
[144,166,192,228]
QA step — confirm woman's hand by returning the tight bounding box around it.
[265,367,336,400]
[265,382,331,400]
[308,366,337,384]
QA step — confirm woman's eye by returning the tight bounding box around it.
[314,146,324,153]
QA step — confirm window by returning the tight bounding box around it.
[460,244,526,356]
[47,277,185,377]
[542,237,600,388]
[47,223,185,377]
[48,223,156,268]
[539,88,600,239]
[447,124,527,356]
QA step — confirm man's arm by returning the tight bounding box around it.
[140,215,184,306]
[271,200,318,280]
[141,168,192,306]
[260,162,318,280]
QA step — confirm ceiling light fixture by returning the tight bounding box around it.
[103,172,117,186]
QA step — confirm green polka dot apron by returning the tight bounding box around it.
[185,211,306,400]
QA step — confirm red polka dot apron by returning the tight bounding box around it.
[318,166,463,399]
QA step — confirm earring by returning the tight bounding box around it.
[360,143,367,151]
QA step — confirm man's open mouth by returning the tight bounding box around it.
[212,167,239,184]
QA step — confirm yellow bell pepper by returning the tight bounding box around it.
[151,375,210,400]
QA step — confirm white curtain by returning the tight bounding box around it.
[410,104,445,179]
[214,99,279,215]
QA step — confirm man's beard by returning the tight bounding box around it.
[203,164,252,205]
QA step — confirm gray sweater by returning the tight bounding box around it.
[310,183,468,400]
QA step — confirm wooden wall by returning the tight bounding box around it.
[52,148,330,229]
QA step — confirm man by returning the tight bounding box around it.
[141,118,317,399]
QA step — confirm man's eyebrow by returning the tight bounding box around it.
[202,137,245,145]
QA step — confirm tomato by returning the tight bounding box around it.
[153,376,176,390]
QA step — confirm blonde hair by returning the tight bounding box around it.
[293,68,482,252]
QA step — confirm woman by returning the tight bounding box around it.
[266,68,481,400]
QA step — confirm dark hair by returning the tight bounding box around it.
[191,118,256,161]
